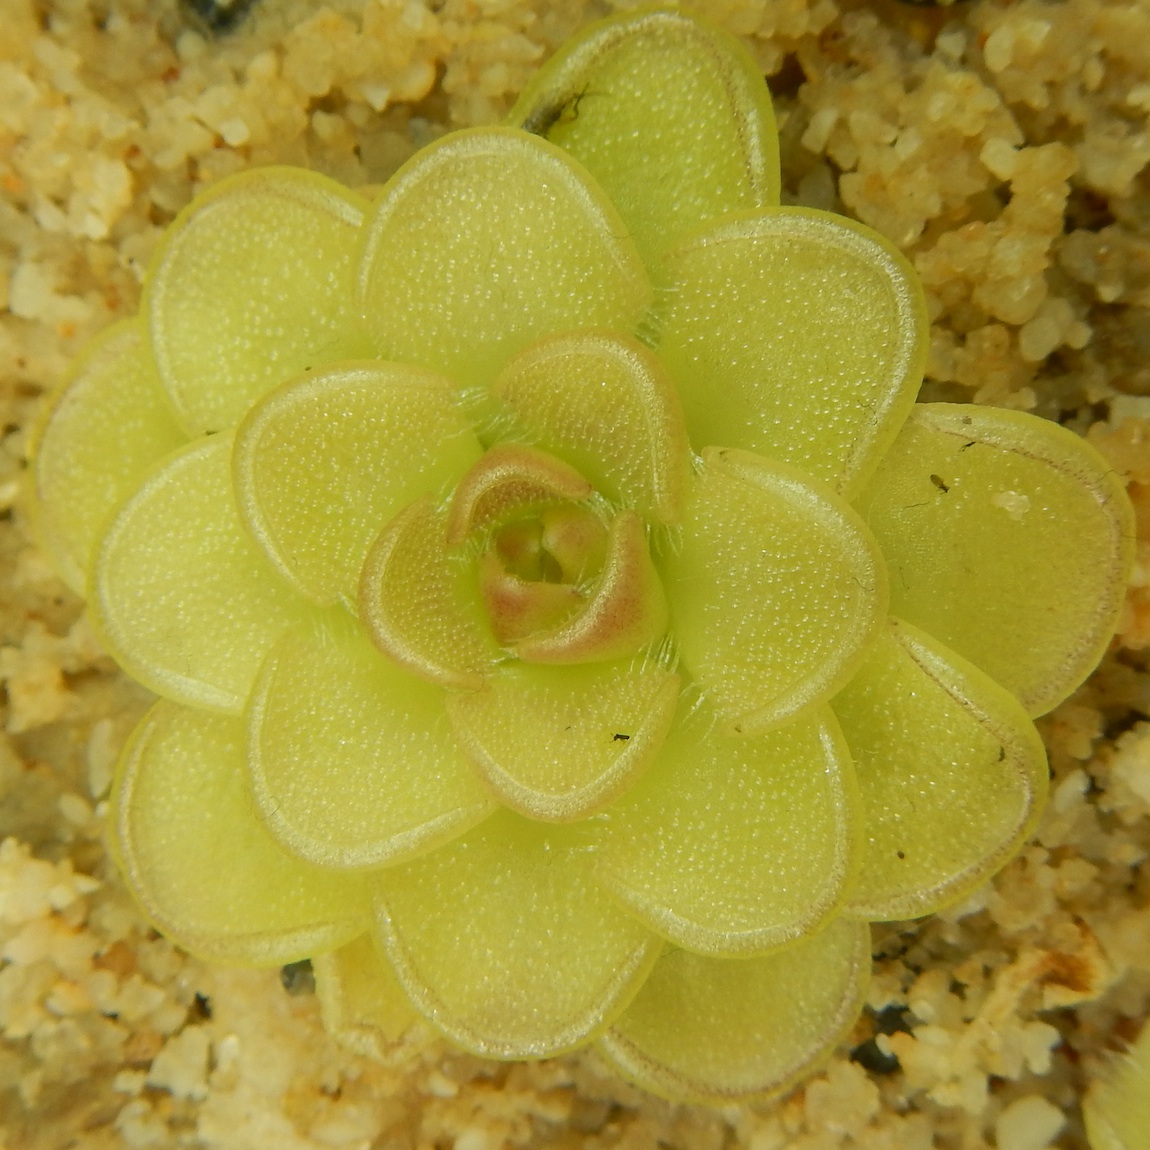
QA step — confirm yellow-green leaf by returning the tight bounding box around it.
[833,618,1048,921]
[247,618,493,870]
[597,702,859,956]
[374,810,659,1059]
[234,362,480,606]
[30,320,187,593]
[359,496,499,689]
[492,329,691,524]
[599,918,870,1104]
[1082,1017,1150,1150]
[508,9,779,269]
[658,209,927,496]
[446,659,680,821]
[111,701,367,966]
[313,933,419,1058]
[358,127,652,389]
[92,435,311,713]
[854,404,1134,715]
[146,167,371,436]
[665,447,887,734]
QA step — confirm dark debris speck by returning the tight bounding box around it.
[850,1037,902,1075]
[280,959,316,996]
[850,1004,912,1075]
[873,1004,913,1035]
[180,0,260,35]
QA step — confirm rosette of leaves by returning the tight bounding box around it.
[31,10,1132,1103]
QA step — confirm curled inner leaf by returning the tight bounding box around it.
[492,329,691,524]
[514,511,669,665]
[446,444,593,547]
[359,496,498,690]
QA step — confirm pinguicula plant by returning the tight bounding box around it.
[30,10,1133,1103]
[1084,1017,1150,1150]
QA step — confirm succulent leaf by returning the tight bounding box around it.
[508,9,779,268]
[596,701,859,956]
[833,618,1048,920]
[374,810,659,1059]
[358,128,652,388]
[247,618,494,869]
[234,361,481,605]
[855,403,1135,714]
[445,659,680,821]
[146,167,371,437]
[599,916,870,1104]
[492,329,691,524]
[92,434,312,713]
[112,701,368,965]
[359,496,499,689]
[30,320,187,592]
[313,933,420,1058]
[665,447,888,734]
[658,210,928,496]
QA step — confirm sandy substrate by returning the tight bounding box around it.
[2,0,1149,1146]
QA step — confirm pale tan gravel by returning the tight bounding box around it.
[2,0,1149,1147]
